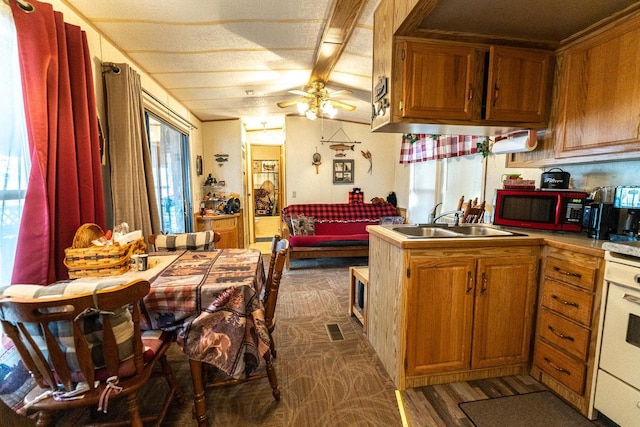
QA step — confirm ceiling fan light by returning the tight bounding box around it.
[305,109,317,120]
[297,101,309,114]
[321,100,337,118]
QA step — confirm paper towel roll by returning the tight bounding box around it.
[491,131,538,154]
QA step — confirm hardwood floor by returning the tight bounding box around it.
[399,376,617,427]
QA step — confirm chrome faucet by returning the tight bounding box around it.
[432,210,465,226]
[427,202,443,224]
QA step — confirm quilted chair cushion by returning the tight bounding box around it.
[154,231,214,251]
[0,281,135,372]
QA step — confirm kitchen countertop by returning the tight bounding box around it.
[367,224,611,257]
[602,240,640,257]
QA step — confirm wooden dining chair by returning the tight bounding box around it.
[148,230,221,251]
[190,242,289,426]
[263,234,281,300]
[0,279,183,427]
[263,239,289,358]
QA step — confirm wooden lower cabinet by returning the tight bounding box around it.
[193,212,244,248]
[530,246,604,418]
[405,250,539,383]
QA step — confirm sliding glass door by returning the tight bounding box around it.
[146,112,192,233]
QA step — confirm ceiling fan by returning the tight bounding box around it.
[276,80,356,120]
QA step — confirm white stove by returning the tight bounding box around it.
[593,242,640,426]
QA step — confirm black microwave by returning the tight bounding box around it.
[494,189,587,232]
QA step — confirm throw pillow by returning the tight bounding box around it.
[379,216,405,225]
[291,214,316,236]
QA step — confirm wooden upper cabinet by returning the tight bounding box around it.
[555,15,640,158]
[485,46,553,123]
[401,42,480,121]
[398,40,552,125]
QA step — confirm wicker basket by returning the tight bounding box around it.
[64,224,147,278]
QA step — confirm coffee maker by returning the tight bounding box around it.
[585,202,620,239]
[613,186,640,239]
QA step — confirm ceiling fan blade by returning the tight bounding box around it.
[328,99,356,111]
[276,99,301,108]
[289,90,314,98]
[328,89,352,97]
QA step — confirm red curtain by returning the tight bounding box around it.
[399,134,483,164]
[10,0,105,285]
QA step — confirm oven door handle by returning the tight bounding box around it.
[622,293,640,306]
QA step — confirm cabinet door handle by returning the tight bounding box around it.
[466,271,473,294]
[553,266,582,279]
[544,357,571,375]
[468,86,474,101]
[480,272,488,295]
[547,325,575,342]
[492,83,499,107]
[551,294,579,308]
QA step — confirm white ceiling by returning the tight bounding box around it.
[66,0,378,129]
[65,0,639,130]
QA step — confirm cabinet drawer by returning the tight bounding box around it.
[541,280,593,326]
[544,256,596,291]
[538,308,590,361]
[534,340,586,395]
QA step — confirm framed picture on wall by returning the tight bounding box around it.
[333,159,354,184]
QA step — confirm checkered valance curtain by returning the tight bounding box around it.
[399,134,483,164]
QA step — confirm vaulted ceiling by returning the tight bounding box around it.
[66,0,376,129]
[64,0,639,130]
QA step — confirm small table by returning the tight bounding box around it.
[348,266,369,333]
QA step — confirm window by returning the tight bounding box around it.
[146,112,192,233]
[0,5,30,284]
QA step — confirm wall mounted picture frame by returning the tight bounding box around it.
[195,155,203,176]
[333,159,354,184]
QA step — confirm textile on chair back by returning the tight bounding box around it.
[150,231,220,251]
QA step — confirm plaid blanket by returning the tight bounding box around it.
[282,203,399,222]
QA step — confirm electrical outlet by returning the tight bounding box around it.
[292,191,297,198]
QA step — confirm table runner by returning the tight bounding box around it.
[141,249,268,379]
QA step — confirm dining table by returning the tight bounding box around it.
[1,248,271,424]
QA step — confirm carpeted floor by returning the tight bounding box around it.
[13,256,401,427]
[1,256,613,427]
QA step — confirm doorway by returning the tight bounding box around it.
[250,144,283,245]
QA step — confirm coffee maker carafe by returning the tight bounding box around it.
[622,209,640,237]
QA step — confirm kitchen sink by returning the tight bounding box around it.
[392,226,461,238]
[447,226,523,237]
[391,224,525,238]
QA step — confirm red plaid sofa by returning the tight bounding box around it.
[281,203,400,267]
